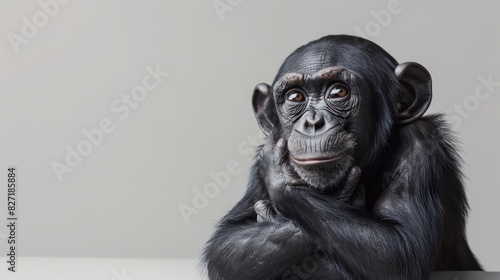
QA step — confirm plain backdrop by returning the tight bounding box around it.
[0,0,499,272]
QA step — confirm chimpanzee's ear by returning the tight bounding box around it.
[252,83,274,136]
[395,62,432,125]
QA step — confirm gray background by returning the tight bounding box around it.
[0,0,499,271]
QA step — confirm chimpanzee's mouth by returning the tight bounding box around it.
[290,154,342,167]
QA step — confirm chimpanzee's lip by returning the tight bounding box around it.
[290,154,341,167]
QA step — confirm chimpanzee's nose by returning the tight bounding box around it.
[298,111,335,136]
[306,113,325,129]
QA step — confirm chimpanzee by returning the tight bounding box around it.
[202,35,482,280]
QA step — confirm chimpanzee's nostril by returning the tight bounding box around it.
[306,115,325,128]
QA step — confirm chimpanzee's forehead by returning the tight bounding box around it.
[277,46,343,76]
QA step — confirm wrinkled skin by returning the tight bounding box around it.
[258,137,365,219]
[203,35,482,280]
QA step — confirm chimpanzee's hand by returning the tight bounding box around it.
[254,200,276,222]
[259,138,308,203]
[338,166,366,209]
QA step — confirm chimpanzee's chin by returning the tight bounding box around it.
[291,159,353,191]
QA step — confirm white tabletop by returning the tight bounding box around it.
[1,257,497,280]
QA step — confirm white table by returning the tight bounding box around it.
[0,258,497,280]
